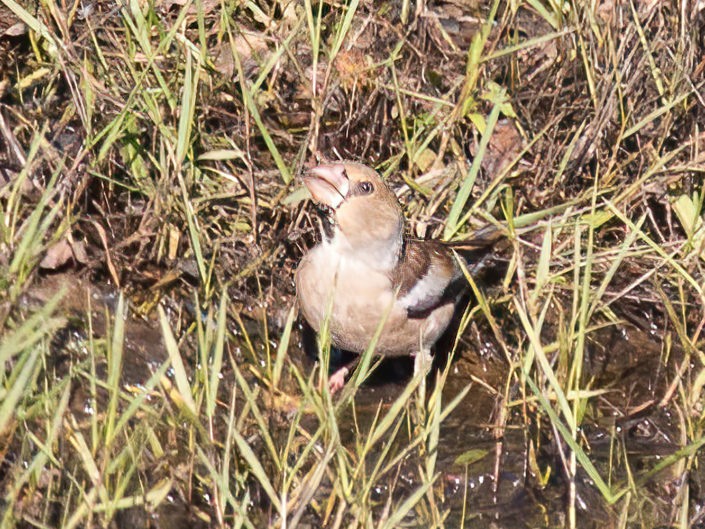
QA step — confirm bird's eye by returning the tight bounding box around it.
[359,181,374,194]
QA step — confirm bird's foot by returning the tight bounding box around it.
[328,366,350,394]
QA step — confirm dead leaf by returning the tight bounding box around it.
[1,22,27,37]
[40,238,88,269]
[479,119,525,177]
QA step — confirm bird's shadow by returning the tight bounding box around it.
[300,321,414,387]
[300,319,461,390]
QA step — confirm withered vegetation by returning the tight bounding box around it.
[1,1,704,528]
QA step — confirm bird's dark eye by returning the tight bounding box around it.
[359,181,374,194]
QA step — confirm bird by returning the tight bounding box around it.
[295,161,499,391]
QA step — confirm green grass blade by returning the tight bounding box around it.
[444,93,503,239]
[158,305,198,416]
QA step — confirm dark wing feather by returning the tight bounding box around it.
[391,240,461,318]
[391,227,503,317]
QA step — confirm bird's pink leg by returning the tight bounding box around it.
[327,355,361,394]
[328,366,350,393]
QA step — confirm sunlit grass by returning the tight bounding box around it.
[0,0,703,527]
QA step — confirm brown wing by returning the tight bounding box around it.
[390,239,461,317]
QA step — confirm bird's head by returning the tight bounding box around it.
[303,162,404,269]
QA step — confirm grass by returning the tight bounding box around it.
[1,0,704,528]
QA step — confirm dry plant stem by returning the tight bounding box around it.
[1,0,704,527]
[492,400,506,495]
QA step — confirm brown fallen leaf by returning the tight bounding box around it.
[40,237,88,269]
[479,118,525,177]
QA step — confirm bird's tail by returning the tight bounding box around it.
[446,225,510,284]
[444,224,506,249]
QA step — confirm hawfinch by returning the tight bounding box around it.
[295,162,495,390]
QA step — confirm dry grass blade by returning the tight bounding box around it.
[0,348,41,435]
[158,305,198,416]
[378,478,436,529]
[521,373,620,503]
[196,444,257,529]
[1,382,70,528]
[272,304,296,389]
[1,0,704,526]
[231,427,283,516]
[206,292,228,418]
[103,292,125,448]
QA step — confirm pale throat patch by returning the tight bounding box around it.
[329,226,401,271]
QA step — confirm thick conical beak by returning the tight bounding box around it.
[302,164,350,209]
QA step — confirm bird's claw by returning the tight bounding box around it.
[328,366,350,394]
